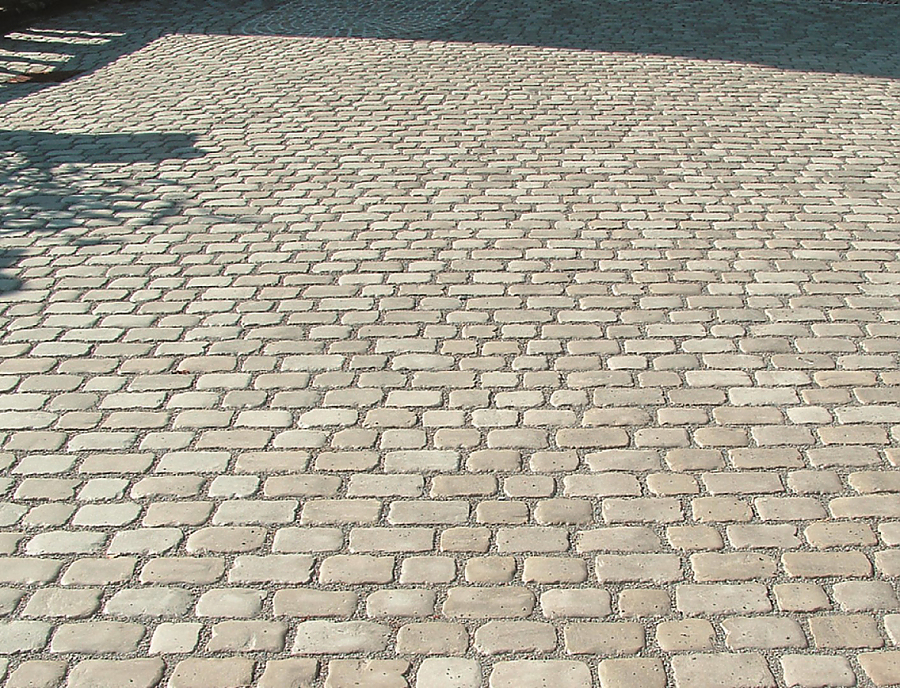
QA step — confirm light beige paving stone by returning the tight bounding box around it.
[596,554,682,583]
[168,658,255,688]
[676,583,772,615]
[540,589,612,619]
[618,588,670,617]
[443,587,535,619]
[104,588,191,617]
[0,622,51,654]
[66,659,164,688]
[149,623,201,654]
[207,621,288,652]
[5,660,67,688]
[258,659,318,688]
[324,660,408,688]
[833,581,899,611]
[475,621,557,655]
[779,655,856,688]
[397,622,468,655]
[195,589,263,618]
[0,589,25,616]
[859,652,900,687]
[657,620,716,652]
[23,588,100,618]
[489,660,591,688]
[563,621,644,655]
[292,621,390,654]
[722,616,807,650]
[809,615,884,649]
[415,658,481,688]
[598,658,666,688]
[50,621,144,654]
[671,653,776,688]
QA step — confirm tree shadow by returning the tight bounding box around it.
[0,129,204,295]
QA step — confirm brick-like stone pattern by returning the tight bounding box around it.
[1,0,900,684]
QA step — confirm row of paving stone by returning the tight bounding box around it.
[2,654,900,688]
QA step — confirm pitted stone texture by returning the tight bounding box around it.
[66,659,164,688]
[489,660,592,688]
[168,659,255,687]
[415,658,481,688]
[671,654,777,688]
[325,660,409,688]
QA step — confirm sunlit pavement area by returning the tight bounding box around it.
[1,0,900,685]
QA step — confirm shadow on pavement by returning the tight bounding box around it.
[0,130,204,294]
[1,0,899,108]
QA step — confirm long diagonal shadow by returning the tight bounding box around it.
[1,0,899,110]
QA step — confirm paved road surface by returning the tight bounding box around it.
[1,0,900,685]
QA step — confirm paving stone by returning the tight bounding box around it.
[598,658,666,688]
[228,555,314,583]
[540,589,612,619]
[859,652,900,687]
[397,622,468,654]
[0,622,51,653]
[809,614,884,649]
[671,654,776,688]
[108,528,182,555]
[274,590,358,618]
[208,621,288,652]
[23,588,101,618]
[61,558,135,586]
[415,658,481,688]
[474,621,557,654]
[443,588,535,619]
[149,622,201,654]
[596,554,682,583]
[319,555,394,584]
[366,590,435,618]
[832,581,899,611]
[185,527,266,553]
[779,655,856,687]
[258,659,318,688]
[5,660,67,688]
[292,621,390,654]
[774,584,831,613]
[196,589,263,618]
[0,590,24,618]
[563,621,644,655]
[50,622,144,653]
[140,557,225,584]
[676,584,772,615]
[66,659,164,688]
[169,658,255,688]
[691,553,776,581]
[722,616,807,650]
[489,661,591,688]
[104,588,191,617]
[523,557,587,584]
[782,552,872,578]
[325,660,408,688]
[656,620,716,652]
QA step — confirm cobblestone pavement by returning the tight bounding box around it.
[1,0,900,685]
